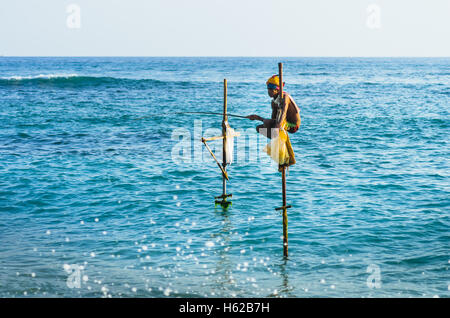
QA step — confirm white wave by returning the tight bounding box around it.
[1,73,79,80]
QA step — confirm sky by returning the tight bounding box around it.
[0,0,449,56]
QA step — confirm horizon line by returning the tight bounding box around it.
[1,55,449,59]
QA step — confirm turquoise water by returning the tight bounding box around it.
[0,57,448,297]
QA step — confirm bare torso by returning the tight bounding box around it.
[271,92,301,126]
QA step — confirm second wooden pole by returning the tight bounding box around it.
[222,79,227,197]
[279,62,288,258]
[282,166,288,257]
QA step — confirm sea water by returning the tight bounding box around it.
[0,57,448,297]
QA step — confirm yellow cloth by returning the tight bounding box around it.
[264,121,296,167]
[266,75,285,90]
[266,75,280,86]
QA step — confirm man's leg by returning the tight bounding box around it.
[257,120,277,139]
[256,124,270,139]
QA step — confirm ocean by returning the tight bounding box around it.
[0,57,448,297]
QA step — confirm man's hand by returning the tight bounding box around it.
[264,118,276,127]
[246,115,263,121]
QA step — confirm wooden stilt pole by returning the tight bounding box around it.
[281,166,288,257]
[201,138,229,181]
[200,79,239,207]
[215,79,232,207]
[276,62,290,257]
[223,79,228,198]
[276,166,291,257]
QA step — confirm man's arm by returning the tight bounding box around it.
[271,101,278,120]
[246,114,264,121]
[247,100,280,124]
[247,101,276,122]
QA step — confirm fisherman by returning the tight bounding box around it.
[247,75,301,139]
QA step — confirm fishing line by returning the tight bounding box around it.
[134,111,249,120]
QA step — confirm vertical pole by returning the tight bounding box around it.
[278,63,283,99]
[282,166,288,257]
[278,63,288,258]
[215,79,232,207]
[223,79,228,120]
[222,79,227,197]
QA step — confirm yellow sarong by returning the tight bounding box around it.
[264,121,296,166]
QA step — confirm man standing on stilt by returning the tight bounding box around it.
[247,74,299,169]
[247,75,301,140]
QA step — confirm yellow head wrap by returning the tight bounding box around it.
[266,75,284,90]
